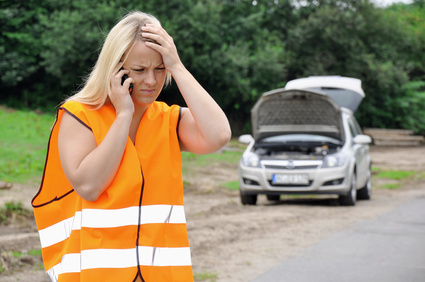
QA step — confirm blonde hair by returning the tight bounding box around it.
[66,11,172,107]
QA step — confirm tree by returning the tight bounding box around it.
[285,0,415,129]
[383,1,425,81]
[0,0,56,108]
[396,81,425,135]
[1,0,424,134]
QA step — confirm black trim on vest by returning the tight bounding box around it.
[62,107,93,132]
[134,166,146,282]
[176,106,182,141]
[32,108,76,208]
[32,189,75,208]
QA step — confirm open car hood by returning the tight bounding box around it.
[251,88,344,142]
[284,76,365,113]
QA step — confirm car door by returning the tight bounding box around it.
[348,117,369,187]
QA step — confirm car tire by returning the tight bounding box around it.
[338,172,357,206]
[266,194,280,201]
[357,169,371,200]
[240,191,257,205]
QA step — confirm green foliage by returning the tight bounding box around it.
[375,170,416,180]
[194,271,218,282]
[28,249,43,256]
[164,0,287,131]
[1,0,425,134]
[384,1,425,79]
[11,249,42,258]
[223,181,239,191]
[0,107,54,184]
[286,1,414,129]
[39,1,125,87]
[373,168,423,190]
[395,81,425,135]
[380,183,401,190]
[181,150,242,167]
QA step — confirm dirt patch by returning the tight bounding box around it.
[1,146,424,281]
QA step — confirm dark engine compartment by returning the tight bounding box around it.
[254,141,342,161]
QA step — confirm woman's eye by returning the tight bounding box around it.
[134,69,145,72]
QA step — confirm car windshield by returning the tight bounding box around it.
[257,134,342,147]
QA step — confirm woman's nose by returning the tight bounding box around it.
[144,71,156,86]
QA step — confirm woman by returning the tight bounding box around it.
[32,11,231,282]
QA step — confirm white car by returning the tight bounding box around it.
[238,76,372,206]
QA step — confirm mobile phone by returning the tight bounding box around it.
[120,68,133,95]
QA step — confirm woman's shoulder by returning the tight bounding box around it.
[143,102,180,126]
[61,101,113,115]
[61,100,92,112]
[151,101,180,112]
[60,101,114,125]
[147,101,180,118]
[59,101,86,116]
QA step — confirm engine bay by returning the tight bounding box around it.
[254,141,342,161]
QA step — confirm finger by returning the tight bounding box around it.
[116,68,129,78]
[141,31,163,45]
[141,25,172,43]
[141,24,164,34]
[122,79,134,94]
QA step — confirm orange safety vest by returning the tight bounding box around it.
[32,101,193,282]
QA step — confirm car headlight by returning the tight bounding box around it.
[242,152,261,168]
[322,152,348,168]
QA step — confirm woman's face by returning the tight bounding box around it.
[123,40,166,108]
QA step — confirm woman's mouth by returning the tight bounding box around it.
[140,89,156,95]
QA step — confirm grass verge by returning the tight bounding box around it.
[0,106,54,184]
[194,271,218,282]
[373,167,425,189]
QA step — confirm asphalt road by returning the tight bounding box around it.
[252,196,425,282]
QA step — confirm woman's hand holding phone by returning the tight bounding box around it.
[120,68,134,95]
[109,64,134,118]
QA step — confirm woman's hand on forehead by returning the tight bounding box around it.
[141,24,182,74]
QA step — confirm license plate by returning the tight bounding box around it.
[272,174,309,185]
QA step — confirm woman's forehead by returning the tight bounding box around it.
[126,41,163,67]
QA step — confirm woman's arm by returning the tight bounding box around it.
[172,67,231,154]
[142,25,231,154]
[58,66,134,201]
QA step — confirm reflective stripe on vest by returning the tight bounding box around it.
[39,205,186,248]
[47,246,192,276]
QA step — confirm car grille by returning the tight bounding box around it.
[264,164,320,170]
[261,160,322,170]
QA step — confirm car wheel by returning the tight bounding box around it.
[338,172,357,206]
[240,191,257,205]
[266,194,280,201]
[357,169,371,200]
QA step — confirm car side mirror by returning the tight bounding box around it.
[238,134,254,144]
[353,134,372,144]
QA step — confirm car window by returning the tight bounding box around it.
[352,117,363,134]
[348,118,360,137]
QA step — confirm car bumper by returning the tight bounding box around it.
[239,162,352,196]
